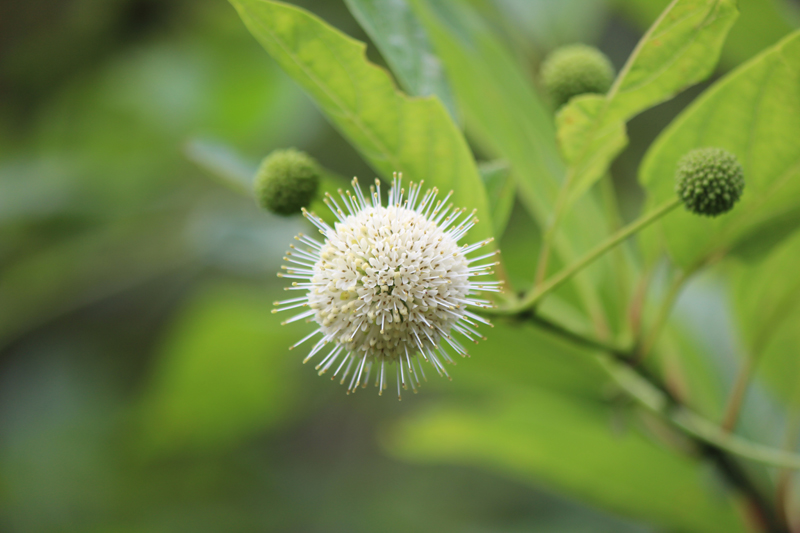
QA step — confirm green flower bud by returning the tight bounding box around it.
[254,149,321,216]
[540,44,615,108]
[675,148,744,217]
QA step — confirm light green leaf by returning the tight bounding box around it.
[559,0,739,206]
[386,388,747,533]
[478,161,515,237]
[616,0,798,67]
[343,0,459,121]
[138,284,300,454]
[229,0,494,244]
[732,228,800,405]
[639,31,800,267]
[556,95,628,205]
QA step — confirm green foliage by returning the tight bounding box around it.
[229,0,495,245]
[139,284,301,454]
[640,31,800,267]
[386,388,747,533]
[616,0,799,67]
[6,0,800,530]
[225,2,800,527]
[253,148,321,216]
[557,0,739,207]
[409,0,562,210]
[540,44,615,109]
[0,219,191,350]
[733,229,800,405]
[343,0,458,120]
[494,0,611,51]
[478,161,516,237]
[409,0,629,336]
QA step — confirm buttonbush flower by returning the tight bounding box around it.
[273,174,501,398]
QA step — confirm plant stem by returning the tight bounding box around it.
[523,313,629,358]
[508,307,794,530]
[496,197,680,316]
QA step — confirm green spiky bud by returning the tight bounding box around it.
[254,149,320,216]
[540,44,615,108]
[675,148,744,217]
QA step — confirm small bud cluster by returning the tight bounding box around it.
[676,148,744,217]
[540,44,614,108]
[254,149,320,216]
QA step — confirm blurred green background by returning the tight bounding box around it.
[1,0,798,531]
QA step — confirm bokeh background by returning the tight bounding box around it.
[1,1,798,531]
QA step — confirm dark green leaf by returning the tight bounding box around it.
[343,0,459,121]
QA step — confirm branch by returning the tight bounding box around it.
[522,314,792,531]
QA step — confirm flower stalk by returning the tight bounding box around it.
[499,197,681,316]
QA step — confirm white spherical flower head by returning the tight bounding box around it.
[274,174,501,398]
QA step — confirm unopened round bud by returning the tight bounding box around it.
[675,148,744,217]
[540,44,614,108]
[254,149,320,216]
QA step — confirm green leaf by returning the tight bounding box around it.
[559,0,739,206]
[343,0,459,121]
[138,284,301,454]
[229,0,494,244]
[386,388,747,533]
[409,0,562,207]
[639,31,800,268]
[439,319,611,399]
[478,161,515,237]
[557,95,628,205]
[732,229,800,405]
[410,0,630,336]
[616,0,798,67]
